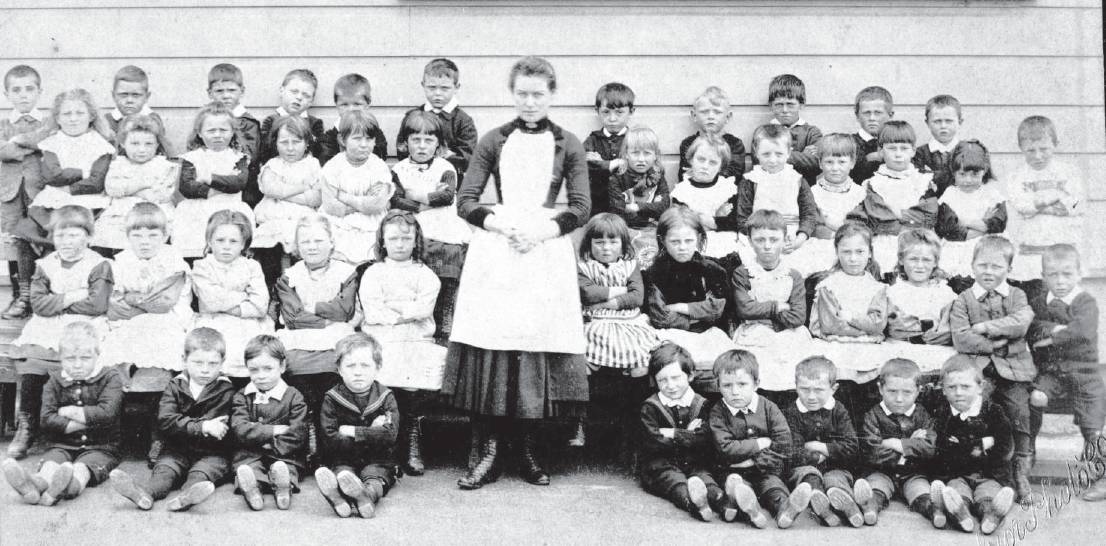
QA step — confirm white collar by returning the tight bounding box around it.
[770,117,806,128]
[857,128,876,142]
[928,138,960,154]
[245,379,289,404]
[1047,287,1084,306]
[8,109,44,123]
[795,396,836,413]
[602,127,628,138]
[276,106,308,119]
[880,401,916,417]
[659,388,696,408]
[423,97,458,114]
[188,378,207,400]
[231,104,249,118]
[724,395,759,415]
[110,105,152,121]
[950,397,982,420]
[970,281,1011,299]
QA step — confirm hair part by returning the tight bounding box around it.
[205,209,254,253]
[751,123,792,155]
[335,332,384,369]
[5,64,41,90]
[819,133,858,160]
[187,102,240,152]
[294,213,334,257]
[282,68,318,90]
[423,58,460,84]
[693,86,729,110]
[244,334,286,366]
[579,213,635,261]
[509,56,556,92]
[768,74,806,105]
[854,86,893,114]
[972,235,1016,266]
[879,358,922,386]
[657,206,707,253]
[51,88,112,140]
[113,65,149,90]
[207,63,244,88]
[925,94,962,121]
[333,73,371,103]
[795,355,837,384]
[117,113,171,157]
[376,210,425,262]
[268,114,314,157]
[594,82,636,110]
[685,135,731,166]
[713,349,759,384]
[895,229,943,281]
[941,354,982,384]
[833,221,876,273]
[184,327,226,359]
[949,139,995,182]
[648,342,695,381]
[618,126,664,173]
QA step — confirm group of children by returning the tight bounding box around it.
[0,58,1102,534]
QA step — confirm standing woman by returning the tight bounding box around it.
[442,57,590,489]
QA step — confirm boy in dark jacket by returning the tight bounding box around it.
[314,333,400,519]
[109,328,236,511]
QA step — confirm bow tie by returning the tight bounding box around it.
[978,290,1000,303]
[255,391,276,404]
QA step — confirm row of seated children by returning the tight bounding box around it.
[4,203,444,485]
[583,78,1080,284]
[578,203,1106,505]
[0,60,477,318]
[2,321,400,518]
[640,343,1027,535]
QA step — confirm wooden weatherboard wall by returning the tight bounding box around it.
[3,0,1104,270]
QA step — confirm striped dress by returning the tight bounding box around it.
[579,258,660,369]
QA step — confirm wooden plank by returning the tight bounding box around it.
[6,56,1102,109]
[9,1,1103,9]
[94,103,1106,158]
[0,5,1099,58]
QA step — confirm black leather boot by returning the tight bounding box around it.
[403,416,425,476]
[7,374,45,459]
[518,425,549,486]
[2,281,31,320]
[458,430,499,490]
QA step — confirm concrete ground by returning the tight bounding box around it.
[2,433,1105,546]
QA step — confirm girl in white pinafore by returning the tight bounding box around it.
[441,57,590,490]
[253,115,323,252]
[318,111,394,265]
[933,140,1007,278]
[92,115,179,251]
[100,203,192,371]
[174,103,254,258]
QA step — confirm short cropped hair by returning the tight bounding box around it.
[4,64,40,90]
[819,133,858,160]
[423,58,460,84]
[925,94,962,121]
[282,68,318,90]
[693,86,729,110]
[1017,115,1058,146]
[795,355,837,384]
[746,209,787,235]
[685,135,731,166]
[333,73,371,103]
[59,321,100,355]
[854,86,893,114]
[244,334,285,365]
[594,82,635,110]
[207,63,244,88]
[1042,243,1081,270]
[713,349,759,384]
[338,110,383,145]
[125,201,168,233]
[751,123,792,155]
[509,56,556,92]
[648,342,695,380]
[878,358,922,386]
[972,235,1015,266]
[114,65,149,91]
[335,332,383,369]
[941,354,982,384]
[878,120,915,146]
[50,205,95,236]
[768,74,806,105]
[184,327,226,359]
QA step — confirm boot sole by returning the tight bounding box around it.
[168,481,215,512]
[725,475,768,529]
[337,471,375,519]
[2,459,39,505]
[809,489,841,527]
[984,485,1017,533]
[236,466,264,511]
[827,487,864,528]
[108,469,153,510]
[314,468,352,518]
[929,481,947,529]
[269,461,292,510]
[40,463,74,506]
[853,478,877,525]
[940,486,975,533]
[687,476,714,522]
[777,482,812,529]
